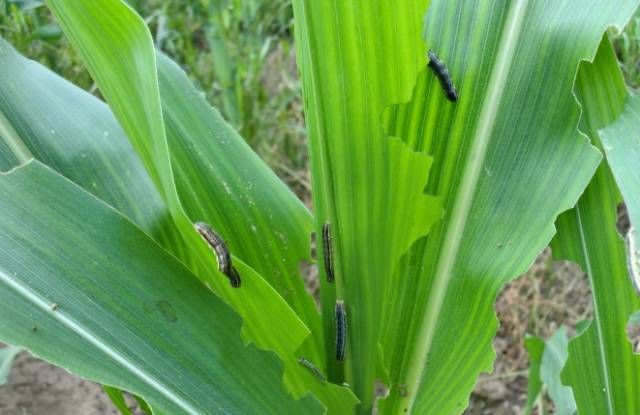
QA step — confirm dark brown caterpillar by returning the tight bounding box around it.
[335,300,347,361]
[427,50,458,102]
[298,357,326,381]
[322,223,334,283]
[194,221,241,288]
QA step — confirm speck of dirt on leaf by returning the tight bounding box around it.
[155,300,178,323]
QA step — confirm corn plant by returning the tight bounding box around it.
[525,326,576,414]
[0,1,639,414]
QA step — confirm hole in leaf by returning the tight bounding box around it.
[298,259,319,309]
[617,202,631,236]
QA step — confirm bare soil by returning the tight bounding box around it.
[467,250,592,414]
[0,352,118,415]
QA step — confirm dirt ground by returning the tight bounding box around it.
[467,251,592,414]
[0,249,592,415]
[0,352,118,415]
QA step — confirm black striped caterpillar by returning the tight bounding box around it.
[322,223,334,283]
[427,50,458,102]
[194,221,241,288]
[335,300,347,361]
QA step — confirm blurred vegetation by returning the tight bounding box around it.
[613,13,640,91]
[1,1,638,200]
[0,0,310,198]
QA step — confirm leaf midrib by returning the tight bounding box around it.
[0,266,203,415]
[396,1,530,413]
[575,205,615,414]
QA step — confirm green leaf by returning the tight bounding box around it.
[103,386,133,415]
[379,3,639,413]
[600,94,640,293]
[0,344,22,385]
[524,335,545,414]
[43,0,174,204]
[0,30,357,413]
[294,0,638,413]
[551,36,640,414]
[158,53,352,407]
[105,388,153,415]
[292,2,443,408]
[0,160,322,414]
[33,0,356,408]
[40,1,240,322]
[540,327,576,415]
[134,394,153,415]
[42,0,300,338]
[524,328,577,415]
[157,54,323,359]
[0,36,185,258]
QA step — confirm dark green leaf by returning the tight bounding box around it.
[0,161,322,414]
[552,36,640,415]
[524,335,545,413]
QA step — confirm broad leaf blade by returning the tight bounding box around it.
[39,2,356,408]
[292,2,443,408]
[43,0,172,200]
[600,95,640,292]
[42,0,232,295]
[294,0,637,413]
[157,54,323,358]
[0,30,356,413]
[0,161,321,414]
[0,36,184,256]
[376,2,639,414]
[551,36,640,415]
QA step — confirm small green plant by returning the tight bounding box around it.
[1,1,640,414]
[524,326,576,415]
[613,13,640,90]
[0,345,21,385]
